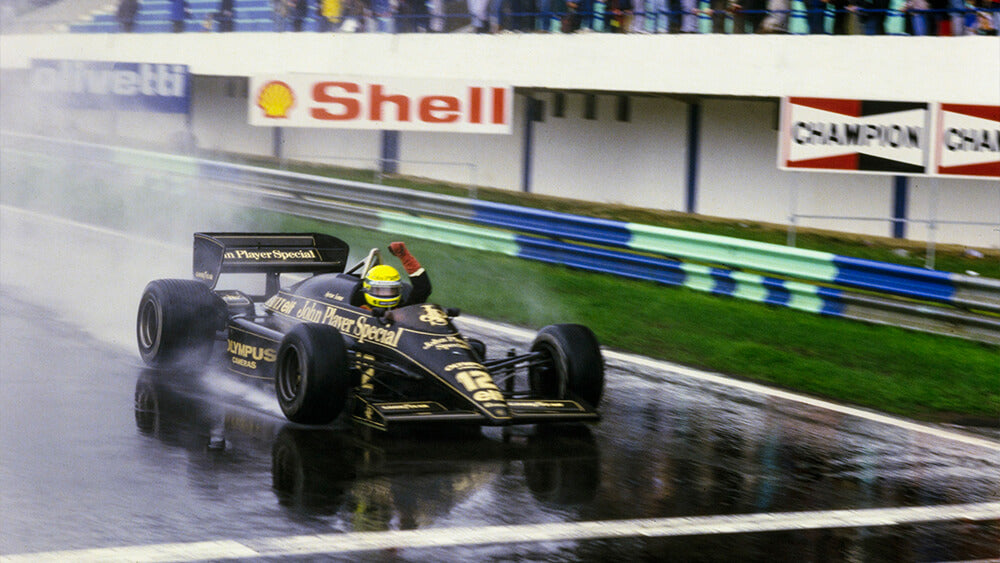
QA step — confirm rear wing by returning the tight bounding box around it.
[193,233,350,290]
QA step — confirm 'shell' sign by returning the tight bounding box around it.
[249,75,512,134]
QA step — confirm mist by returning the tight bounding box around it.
[0,56,225,342]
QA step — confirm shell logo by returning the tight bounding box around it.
[256,80,295,118]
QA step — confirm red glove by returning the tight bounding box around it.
[388,242,422,275]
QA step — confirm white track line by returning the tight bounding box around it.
[455,316,1000,452]
[4,502,999,562]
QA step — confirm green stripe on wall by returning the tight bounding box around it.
[378,211,521,256]
[627,223,839,283]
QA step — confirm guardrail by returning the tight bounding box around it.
[4,131,999,344]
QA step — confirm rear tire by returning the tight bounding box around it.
[137,279,225,369]
[275,323,350,425]
[529,324,604,408]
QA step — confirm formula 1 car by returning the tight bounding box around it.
[136,233,604,429]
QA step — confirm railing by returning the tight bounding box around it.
[3,1,997,35]
[3,131,999,344]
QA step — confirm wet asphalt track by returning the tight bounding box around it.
[1,206,999,562]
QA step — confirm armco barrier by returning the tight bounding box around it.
[3,131,998,343]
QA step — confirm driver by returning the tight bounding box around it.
[362,242,431,311]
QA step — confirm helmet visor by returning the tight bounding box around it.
[366,279,401,298]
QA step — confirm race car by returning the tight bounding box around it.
[136,233,604,429]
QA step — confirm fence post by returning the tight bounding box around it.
[787,179,799,247]
[892,176,908,239]
[686,101,701,214]
[380,130,399,175]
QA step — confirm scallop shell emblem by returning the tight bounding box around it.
[257,81,295,118]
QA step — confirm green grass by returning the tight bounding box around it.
[4,150,999,424]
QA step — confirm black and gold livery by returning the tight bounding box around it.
[137,232,604,429]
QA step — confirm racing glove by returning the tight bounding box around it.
[388,242,422,275]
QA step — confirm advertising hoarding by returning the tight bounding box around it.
[779,97,999,180]
[934,103,1000,179]
[249,75,512,134]
[29,59,190,114]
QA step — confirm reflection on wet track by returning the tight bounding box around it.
[133,368,602,529]
[1,207,998,562]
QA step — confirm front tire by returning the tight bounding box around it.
[275,323,350,425]
[136,279,225,369]
[529,324,604,408]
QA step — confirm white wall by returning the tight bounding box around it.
[2,33,997,247]
[3,34,997,105]
[532,93,689,211]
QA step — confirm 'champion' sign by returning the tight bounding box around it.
[935,104,1000,179]
[779,97,931,175]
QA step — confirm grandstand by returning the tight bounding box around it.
[68,0,277,33]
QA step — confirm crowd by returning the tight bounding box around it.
[118,0,999,35]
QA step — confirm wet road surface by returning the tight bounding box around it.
[2,288,998,562]
[1,206,999,561]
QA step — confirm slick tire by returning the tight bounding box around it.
[529,324,604,408]
[275,323,350,425]
[137,279,225,370]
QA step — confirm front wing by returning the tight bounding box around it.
[351,395,599,431]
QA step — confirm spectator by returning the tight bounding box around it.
[824,0,850,33]
[317,0,342,30]
[291,0,309,30]
[339,0,366,29]
[884,0,907,32]
[984,0,1000,32]
[117,0,139,31]
[562,0,581,30]
[371,0,395,31]
[709,0,728,30]
[730,0,767,31]
[905,0,930,34]
[852,0,890,33]
[170,0,189,32]
[216,0,235,31]
[606,0,633,29]
[398,0,430,31]
[805,0,825,31]
[928,0,947,33]
[469,0,491,30]
[948,0,966,33]
[428,0,445,30]
[536,0,554,30]
[969,0,997,32]
[759,0,789,31]
[272,0,288,30]
[677,0,698,30]
[576,0,597,30]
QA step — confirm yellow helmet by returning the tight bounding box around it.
[363,264,402,309]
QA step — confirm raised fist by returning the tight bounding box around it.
[388,242,422,275]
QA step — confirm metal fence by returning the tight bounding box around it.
[3,131,999,344]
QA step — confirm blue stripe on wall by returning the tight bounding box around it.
[515,235,686,286]
[474,202,633,247]
[761,277,792,307]
[710,268,736,296]
[817,286,847,316]
[833,256,955,302]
